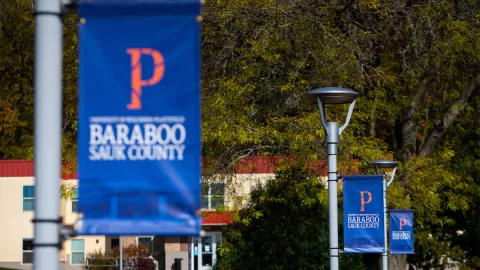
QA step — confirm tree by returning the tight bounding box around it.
[0,0,78,166]
[451,97,480,269]
[0,0,35,159]
[200,0,480,268]
[213,166,368,270]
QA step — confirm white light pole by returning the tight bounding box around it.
[33,0,63,269]
[306,87,359,270]
[368,159,398,270]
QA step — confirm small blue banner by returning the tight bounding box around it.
[390,210,414,254]
[343,175,385,253]
[76,0,202,235]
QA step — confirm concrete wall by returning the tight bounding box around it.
[164,236,188,270]
[122,236,138,248]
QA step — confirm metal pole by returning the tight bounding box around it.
[33,0,63,268]
[326,122,339,270]
[377,166,388,270]
[120,236,123,269]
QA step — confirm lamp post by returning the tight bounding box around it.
[368,159,398,270]
[306,87,358,270]
[33,0,63,269]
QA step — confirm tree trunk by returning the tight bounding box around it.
[389,255,408,270]
[369,98,378,136]
[400,83,427,161]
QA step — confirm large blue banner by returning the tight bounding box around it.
[390,210,414,254]
[343,175,384,253]
[76,0,202,235]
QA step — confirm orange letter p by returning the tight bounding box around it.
[126,48,165,110]
[399,218,408,230]
[360,191,372,212]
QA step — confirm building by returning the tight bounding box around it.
[1,157,315,270]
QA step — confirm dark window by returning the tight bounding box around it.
[22,239,33,264]
[111,238,120,250]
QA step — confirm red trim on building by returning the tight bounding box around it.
[203,156,329,175]
[0,160,77,179]
[202,210,234,225]
[232,156,283,174]
[0,160,34,177]
[0,156,364,178]
[61,163,77,180]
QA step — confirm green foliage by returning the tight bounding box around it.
[0,0,78,165]
[60,183,77,199]
[430,96,480,269]
[61,14,80,167]
[213,166,367,270]
[200,1,480,268]
[0,0,35,159]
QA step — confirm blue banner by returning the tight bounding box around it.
[343,175,385,253]
[390,210,414,254]
[76,0,202,235]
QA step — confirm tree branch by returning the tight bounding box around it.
[419,72,480,157]
[337,0,356,16]
[400,81,427,161]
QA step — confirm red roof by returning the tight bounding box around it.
[0,156,332,178]
[0,160,77,179]
[230,156,327,174]
[0,160,34,177]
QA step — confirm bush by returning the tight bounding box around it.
[83,249,117,270]
[112,244,156,270]
[83,245,155,270]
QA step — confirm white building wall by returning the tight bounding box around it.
[0,177,105,264]
[0,177,35,262]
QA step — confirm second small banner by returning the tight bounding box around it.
[390,209,414,254]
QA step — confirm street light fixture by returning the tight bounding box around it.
[368,159,398,270]
[306,87,359,270]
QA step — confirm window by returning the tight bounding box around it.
[138,237,152,253]
[71,239,85,264]
[23,186,34,211]
[71,189,78,213]
[111,238,120,250]
[201,183,225,209]
[22,239,33,264]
